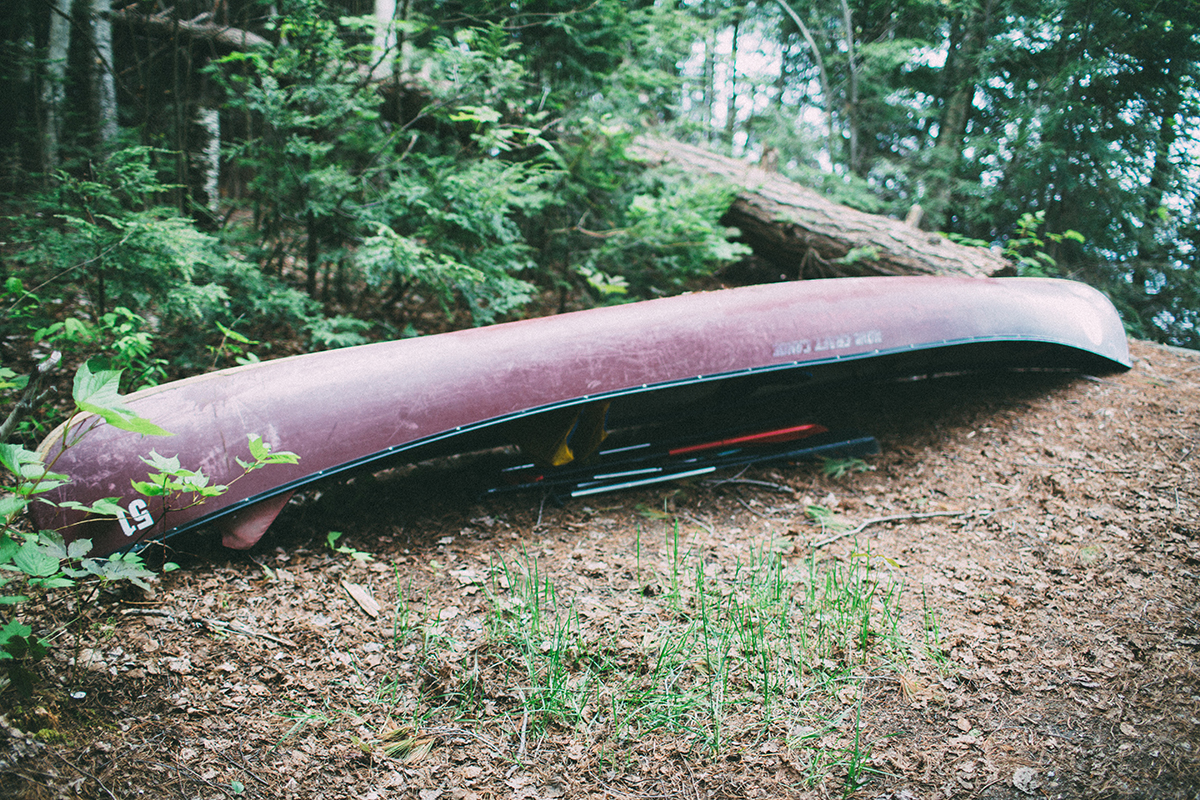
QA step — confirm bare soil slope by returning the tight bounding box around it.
[4,339,1198,800]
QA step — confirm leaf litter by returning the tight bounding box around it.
[2,339,1199,799]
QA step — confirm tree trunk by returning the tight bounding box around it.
[702,28,717,137]
[776,0,834,161]
[91,0,118,147]
[373,0,398,79]
[839,0,861,175]
[41,0,72,175]
[306,209,320,296]
[724,12,740,145]
[631,137,1010,279]
[923,0,992,230]
[197,106,221,209]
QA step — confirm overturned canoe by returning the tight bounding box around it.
[31,276,1130,557]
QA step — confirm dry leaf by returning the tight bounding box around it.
[1013,767,1041,795]
[341,580,381,618]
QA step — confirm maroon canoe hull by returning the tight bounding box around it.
[30,277,1130,556]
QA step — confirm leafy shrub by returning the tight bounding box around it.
[0,361,298,696]
[572,167,751,298]
[5,148,229,319]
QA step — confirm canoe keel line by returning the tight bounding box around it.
[30,277,1131,557]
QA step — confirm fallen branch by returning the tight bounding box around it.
[810,507,1009,549]
[1020,460,1139,475]
[122,608,296,647]
[0,351,61,442]
[734,495,775,519]
[51,748,120,800]
[680,512,715,536]
[112,8,270,51]
[202,617,297,648]
[703,476,796,494]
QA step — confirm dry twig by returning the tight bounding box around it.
[121,608,296,647]
[810,508,1008,549]
[703,476,796,493]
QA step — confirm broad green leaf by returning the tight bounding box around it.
[0,618,33,654]
[88,498,126,517]
[73,362,173,437]
[247,434,271,461]
[140,450,182,474]
[0,443,52,482]
[215,320,257,345]
[58,498,124,517]
[13,543,60,578]
[106,415,174,437]
[36,531,67,558]
[0,367,24,393]
[0,494,27,520]
[89,556,156,591]
[66,538,92,560]
[0,534,19,564]
[72,361,126,415]
[246,435,300,466]
[131,480,170,497]
[32,576,74,589]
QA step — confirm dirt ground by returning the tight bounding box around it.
[3,338,1198,800]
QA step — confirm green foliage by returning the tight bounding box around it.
[0,363,169,693]
[0,362,297,696]
[526,120,755,300]
[7,148,228,319]
[1002,211,1086,277]
[36,309,168,391]
[184,258,320,370]
[239,434,302,473]
[821,457,874,479]
[2,0,1198,358]
[212,0,386,278]
[211,4,561,326]
[326,530,373,563]
[574,169,751,297]
[209,321,262,367]
[1,146,327,390]
[70,362,172,437]
[354,156,553,325]
[304,315,374,350]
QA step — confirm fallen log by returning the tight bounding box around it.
[112,9,271,52]
[629,137,1012,280]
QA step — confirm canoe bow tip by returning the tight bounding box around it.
[213,491,295,550]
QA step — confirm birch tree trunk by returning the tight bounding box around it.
[373,0,398,79]
[91,0,118,147]
[702,30,717,137]
[41,0,72,175]
[724,12,740,144]
[197,106,221,210]
[839,0,861,175]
